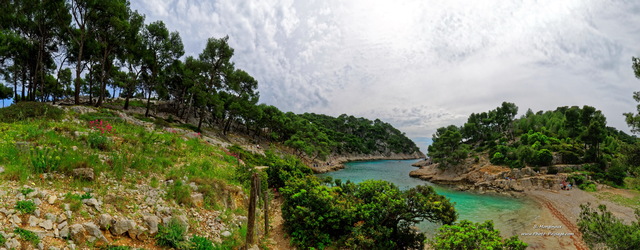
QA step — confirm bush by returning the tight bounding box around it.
[578,203,640,249]
[624,177,640,190]
[15,200,36,214]
[166,180,193,206]
[606,163,627,187]
[156,218,189,249]
[0,102,64,122]
[531,149,553,166]
[19,187,34,196]
[88,132,109,150]
[547,166,559,175]
[14,227,40,246]
[281,177,457,249]
[190,235,214,250]
[0,232,5,246]
[490,152,506,165]
[430,220,527,250]
[580,183,597,192]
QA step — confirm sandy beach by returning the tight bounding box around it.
[519,188,637,250]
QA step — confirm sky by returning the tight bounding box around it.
[129,0,640,143]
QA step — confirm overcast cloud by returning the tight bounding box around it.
[131,0,640,141]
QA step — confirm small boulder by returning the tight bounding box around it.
[221,231,232,237]
[82,198,101,211]
[127,226,142,240]
[98,214,113,230]
[110,218,136,236]
[70,224,87,242]
[59,225,70,238]
[11,214,22,225]
[6,238,21,249]
[40,219,54,230]
[83,222,109,243]
[72,168,94,181]
[29,215,41,227]
[143,215,159,234]
[47,195,57,205]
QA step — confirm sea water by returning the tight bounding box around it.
[317,159,540,237]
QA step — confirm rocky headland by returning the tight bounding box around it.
[310,151,426,173]
[409,156,584,195]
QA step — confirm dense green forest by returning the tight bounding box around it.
[0,0,420,161]
[428,101,640,189]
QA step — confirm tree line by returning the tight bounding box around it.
[428,101,640,188]
[0,0,421,160]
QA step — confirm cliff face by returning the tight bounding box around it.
[409,157,567,193]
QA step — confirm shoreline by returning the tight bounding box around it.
[407,158,638,249]
[309,152,424,173]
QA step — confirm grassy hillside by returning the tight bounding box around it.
[0,102,262,249]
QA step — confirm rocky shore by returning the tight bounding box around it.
[409,157,581,195]
[410,156,640,249]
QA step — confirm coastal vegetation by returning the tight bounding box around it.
[578,203,640,249]
[428,102,640,189]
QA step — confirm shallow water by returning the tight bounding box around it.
[317,159,540,237]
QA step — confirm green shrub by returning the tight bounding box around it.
[624,177,640,190]
[430,220,527,250]
[531,149,553,166]
[156,218,189,249]
[88,132,109,150]
[14,227,40,246]
[30,146,62,173]
[15,200,36,214]
[20,187,34,196]
[166,180,192,206]
[578,203,640,249]
[190,235,214,250]
[490,152,506,165]
[0,102,64,122]
[64,192,92,211]
[0,232,6,246]
[580,183,597,192]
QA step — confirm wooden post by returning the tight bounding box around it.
[263,183,269,236]
[246,173,258,247]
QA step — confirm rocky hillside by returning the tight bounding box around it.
[0,103,260,249]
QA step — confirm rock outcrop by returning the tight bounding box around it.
[409,157,569,193]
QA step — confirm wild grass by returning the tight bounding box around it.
[15,200,36,214]
[594,189,640,209]
[14,227,40,246]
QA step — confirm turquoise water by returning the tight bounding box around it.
[317,159,540,236]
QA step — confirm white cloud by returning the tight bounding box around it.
[132,0,640,138]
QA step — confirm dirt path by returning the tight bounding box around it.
[531,194,588,250]
[524,188,637,250]
[267,195,294,250]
